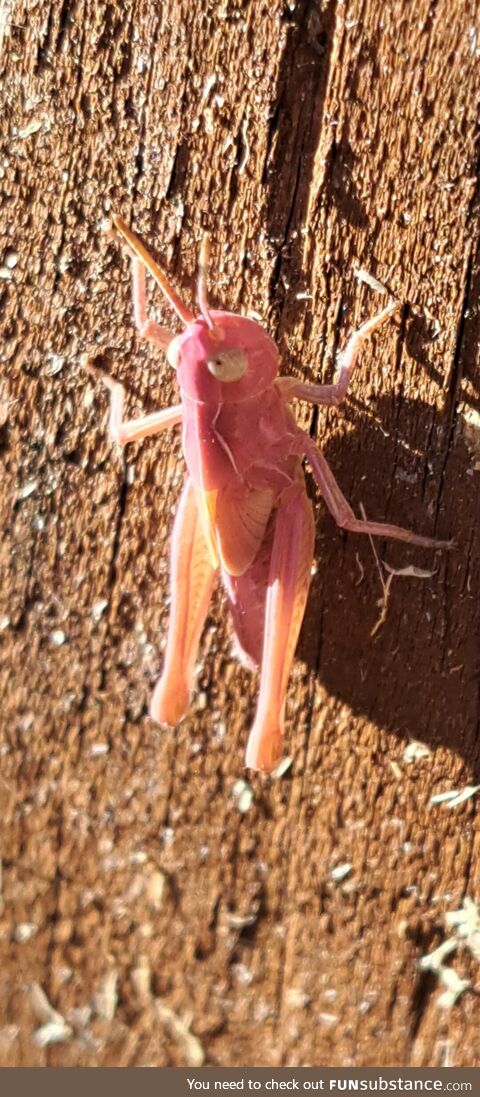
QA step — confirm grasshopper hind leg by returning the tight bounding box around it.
[150,478,217,727]
[245,483,315,773]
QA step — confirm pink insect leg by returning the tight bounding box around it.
[150,478,217,727]
[304,437,452,548]
[82,358,182,445]
[245,484,315,773]
[277,300,399,407]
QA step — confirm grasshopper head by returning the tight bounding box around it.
[111,216,279,404]
[167,235,279,402]
[167,313,279,403]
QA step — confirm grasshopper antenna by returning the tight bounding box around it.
[198,233,217,332]
[112,214,194,326]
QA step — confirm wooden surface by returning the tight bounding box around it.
[1,0,479,1068]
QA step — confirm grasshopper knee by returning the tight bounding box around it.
[149,674,191,727]
[245,717,284,773]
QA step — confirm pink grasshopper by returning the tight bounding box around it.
[87,216,450,772]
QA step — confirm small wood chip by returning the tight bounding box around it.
[430,785,480,808]
[330,863,352,883]
[18,119,45,138]
[29,983,72,1046]
[403,740,432,764]
[232,779,254,813]
[155,1001,205,1066]
[354,268,390,295]
[383,564,436,579]
[437,967,470,1010]
[444,898,480,962]
[131,956,152,1007]
[93,971,118,1022]
[225,909,258,929]
[33,1020,72,1047]
[270,756,293,780]
[418,897,480,1010]
[13,922,38,942]
[146,870,166,911]
[18,480,37,500]
[285,987,310,1008]
[418,938,458,973]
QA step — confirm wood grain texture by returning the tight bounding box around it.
[1,0,479,1067]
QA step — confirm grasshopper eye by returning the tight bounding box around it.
[167,339,181,369]
[206,349,248,382]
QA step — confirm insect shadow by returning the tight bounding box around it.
[323,135,369,232]
[404,278,480,416]
[296,391,480,776]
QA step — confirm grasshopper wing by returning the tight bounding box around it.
[214,481,274,578]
